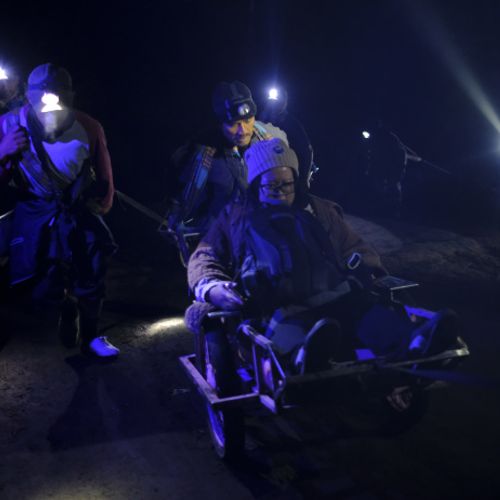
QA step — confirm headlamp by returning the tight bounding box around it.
[41,92,63,112]
[268,88,279,100]
[0,67,8,80]
[362,131,371,139]
[237,103,251,117]
[222,98,256,122]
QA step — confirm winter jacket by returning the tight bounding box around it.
[188,195,386,294]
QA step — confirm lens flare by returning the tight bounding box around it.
[41,93,63,112]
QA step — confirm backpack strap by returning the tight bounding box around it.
[178,145,216,222]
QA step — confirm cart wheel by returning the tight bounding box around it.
[336,386,429,437]
[197,329,245,461]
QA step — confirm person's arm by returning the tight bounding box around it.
[187,207,244,310]
[337,214,386,274]
[76,111,114,214]
[0,115,28,181]
[314,197,387,277]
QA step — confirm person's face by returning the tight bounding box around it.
[221,116,255,147]
[27,89,73,135]
[258,167,296,206]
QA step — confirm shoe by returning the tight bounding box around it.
[295,319,341,374]
[58,298,80,348]
[408,309,459,356]
[82,336,120,358]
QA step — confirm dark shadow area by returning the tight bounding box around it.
[47,350,205,452]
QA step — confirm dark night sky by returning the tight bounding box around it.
[2,0,500,207]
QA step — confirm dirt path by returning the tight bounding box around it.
[1,216,499,499]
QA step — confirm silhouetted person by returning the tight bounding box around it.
[358,120,407,217]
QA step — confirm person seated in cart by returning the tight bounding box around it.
[186,138,459,379]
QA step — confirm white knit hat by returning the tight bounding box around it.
[245,138,299,185]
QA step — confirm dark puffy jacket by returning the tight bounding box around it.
[188,195,386,293]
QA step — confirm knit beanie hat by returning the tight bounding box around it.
[212,80,257,122]
[245,138,299,185]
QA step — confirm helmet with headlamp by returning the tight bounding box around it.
[212,80,257,123]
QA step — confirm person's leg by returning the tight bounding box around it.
[70,216,118,358]
[408,309,460,356]
[31,261,65,322]
[264,304,343,373]
[356,303,414,357]
[58,291,80,347]
[204,324,240,396]
[320,289,376,358]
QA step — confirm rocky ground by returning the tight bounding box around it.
[0,210,499,500]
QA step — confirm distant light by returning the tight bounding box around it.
[268,88,279,100]
[0,67,8,80]
[362,130,371,139]
[41,92,63,112]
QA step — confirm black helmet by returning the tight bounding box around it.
[212,80,257,122]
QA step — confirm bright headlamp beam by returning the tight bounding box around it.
[406,1,500,134]
[41,92,63,112]
[0,67,8,80]
[268,88,279,100]
[451,57,500,134]
[147,317,185,336]
[362,131,371,139]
